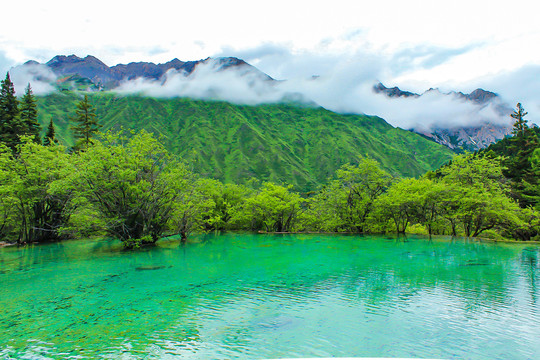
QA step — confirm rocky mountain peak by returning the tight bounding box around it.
[467,88,498,104]
[373,82,419,98]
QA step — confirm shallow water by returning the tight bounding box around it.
[0,233,539,359]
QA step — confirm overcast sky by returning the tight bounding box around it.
[2,0,540,124]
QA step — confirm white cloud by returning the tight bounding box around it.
[8,63,57,95]
[474,65,540,125]
[115,59,284,105]
[113,52,511,131]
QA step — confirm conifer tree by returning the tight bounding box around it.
[511,102,528,136]
[0,72,23,150]
[70,94,100,149]
[19,83,41,144]
[43,118,58,146]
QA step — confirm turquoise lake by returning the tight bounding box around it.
[0,233,539,359]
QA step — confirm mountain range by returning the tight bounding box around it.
[7,54,519,188]
[19,54,515,151]
[373,82,513,151]
[30,54,270,90]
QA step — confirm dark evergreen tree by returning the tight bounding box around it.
[0,72,23,150]
[43,118,58,146]
[511,102,528,136]
[70,94,100,149]
[19,83,41,144]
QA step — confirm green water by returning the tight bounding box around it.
[0,233,539,359]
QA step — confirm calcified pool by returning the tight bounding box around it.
[0,233,539,359]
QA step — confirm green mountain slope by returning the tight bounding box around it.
[36,92,453,190]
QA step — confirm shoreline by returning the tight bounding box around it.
[256,231,540,244]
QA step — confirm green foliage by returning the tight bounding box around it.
[303,158,393,233]
[0,73,24,151]
[480,103,540,209]
[19,84,41,144]
[2,91,538,244]
[0,138,75,243]
[35,92,454,190]
[73,130,191,247]
[437,154,523,237]
[369,154,528,238]
[195,180,253,231]
[168,177,217,240]
[233,182,303,232]
[43,118,58,146]
[374,178,445,234]
[70,94,100,150]
[301,180,349,232]
[511,102,528,136]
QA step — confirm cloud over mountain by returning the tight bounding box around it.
[9,51,517,135]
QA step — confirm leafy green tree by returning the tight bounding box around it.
[19,83,41,143]
[196,180,253,231]
[300,180,349,232]
[335,158,392,232]
[301,158,392,233]
[74,130,191,248]
[43,118,58,146]
[71,94,100,149]
[0,145,17,239]
[440,154,522,237]
[0,138,76,243]
[234,182,302,232]
[0,72,23,150]
[374,178,443,234]
[168,177,217,241]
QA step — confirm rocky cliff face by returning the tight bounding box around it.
[374,82,512,151]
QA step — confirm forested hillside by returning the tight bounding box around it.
[36,92,453,190]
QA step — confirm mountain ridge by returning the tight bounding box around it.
[373,82,512,151]
[18,54,512,151]
[37,54,269,89]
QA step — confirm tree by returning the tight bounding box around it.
[0,72,23,150]
[233,182,303,232]
[374,178,445,234]
[511,102,528,136]
[0,138,76,243]
[43,118,58,146]
[300,158,392,233]
[481,108,540,208]
[195,180,253,231]
[168,177,217,241]
[19,83,41,143]
[494,103,539,207]
[440,154,522,237]
[0,145,17,239]
[301,180,349,232]
[74,130,192,248]
[334,158,392,232]
[70,94,100,149]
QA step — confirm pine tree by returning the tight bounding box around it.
[43,118,58,146]
[19,83,41,144]
[70,94,100,149]
[0,72,24,150]
[511,102,528,136]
